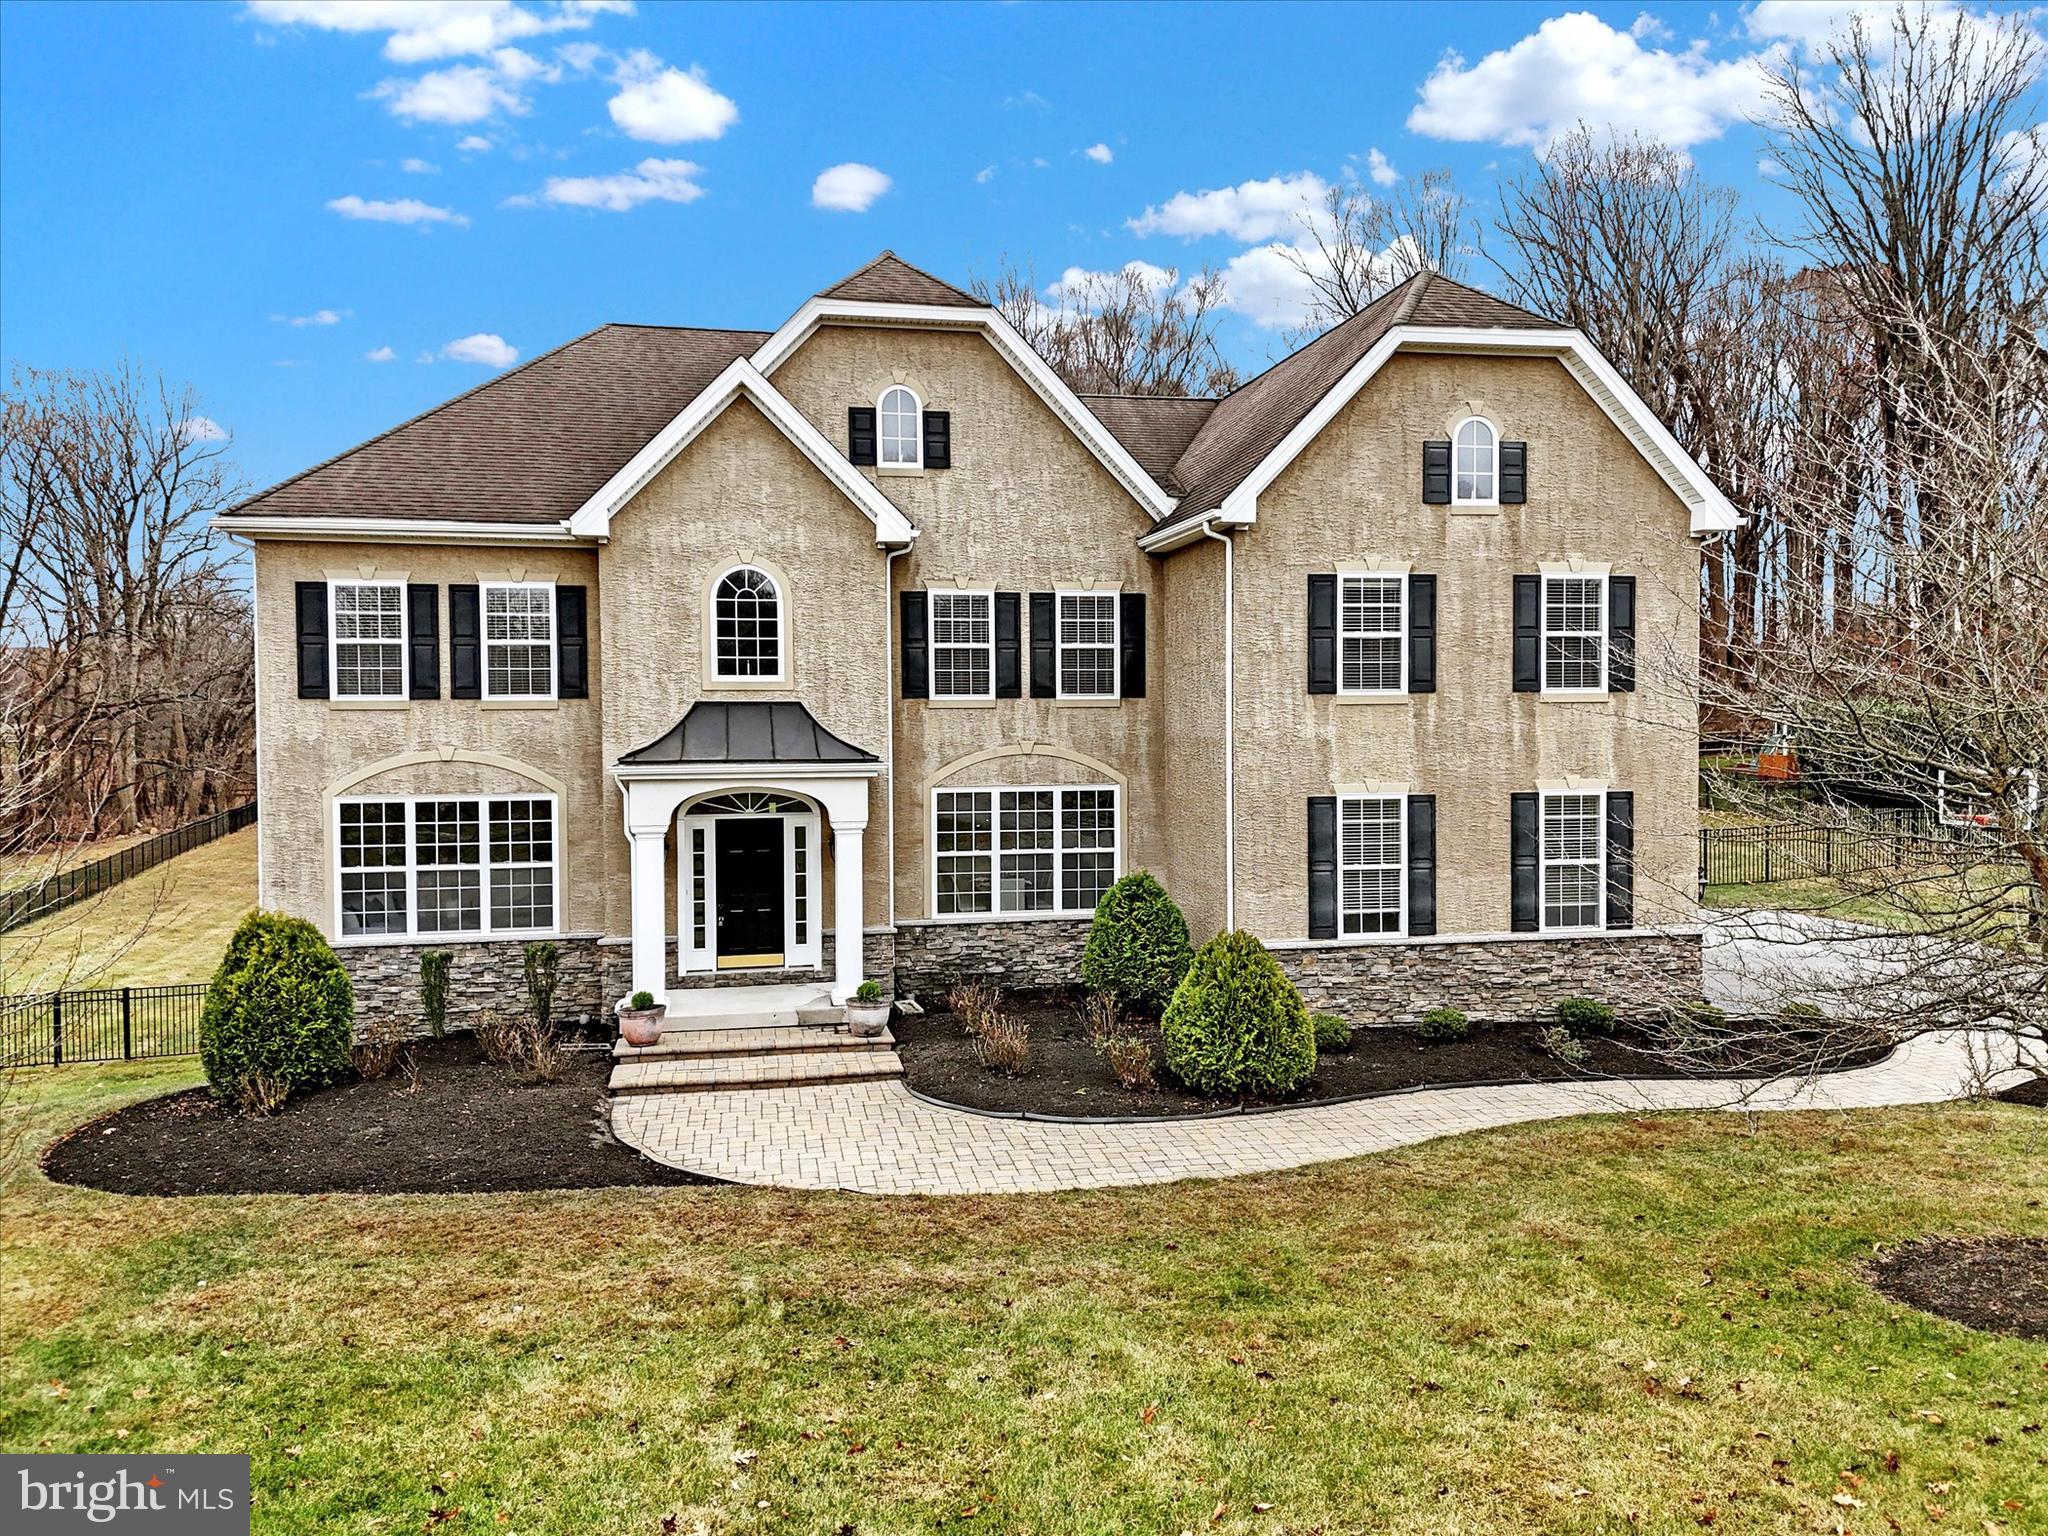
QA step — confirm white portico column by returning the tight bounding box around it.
[830,818,866,1004]
[627,821,671,1003]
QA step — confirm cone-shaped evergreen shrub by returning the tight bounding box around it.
[1079,870,1193,1012]
[200,911,354,1112]
[1161,929,1314,1097]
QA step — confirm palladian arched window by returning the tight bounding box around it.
[1454,416,1497,504]
[878,385,921,467]
[713,566,782,679]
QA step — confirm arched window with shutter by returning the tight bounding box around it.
[712,565,783,680]
[1453,416,1497,504]
[878,385,922,468]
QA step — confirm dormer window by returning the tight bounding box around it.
[878,385,921,468]
[1454,417,1497,504]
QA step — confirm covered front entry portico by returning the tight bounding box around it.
[615,702,880,1005]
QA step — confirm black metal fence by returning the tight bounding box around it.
[1,983,208,1068]
[0,802,256,934]
[1699,809,1949,889]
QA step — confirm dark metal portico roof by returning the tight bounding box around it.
[618,701,879,766]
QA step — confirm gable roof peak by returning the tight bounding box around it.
[813,251,982,309]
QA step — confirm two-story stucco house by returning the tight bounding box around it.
[216,253,1737,1035]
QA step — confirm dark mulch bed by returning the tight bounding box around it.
[894,1000,1892,1120]
[1864,1236,2048,1340]
[1996,1075,2048,1108]
[43,1036,705,1196]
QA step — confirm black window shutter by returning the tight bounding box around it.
[295,581,329,700]
[922,410,951,469]
[1510,791,1540,932]
[1308,796,1338,940]
[1608,575,1636,693]
[848,407,877,467]
[993,592,1021,698]
[1605,791,1634,930]
[1499,441,1528,504]
[555,584,588,699]
[1512,575,1542,693]
[1029,592,1056,698]
[406,583,439,700]
[1306,573,1337,694]
[1407,574,1436,694]
[900,590,929,699]
[1422,440,1452,504]
[1406,794,1437,937]
[449,583,481,700]
[1119,591,1146,698]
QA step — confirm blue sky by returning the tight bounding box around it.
[0,1,1959,498]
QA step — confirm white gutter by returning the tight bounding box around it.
[211,515,591,546]
[1199,516,1236,931]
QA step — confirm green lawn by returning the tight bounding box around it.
[0,831,155,892]
[1704,864,2036,940]
[3,1061,2043,1534]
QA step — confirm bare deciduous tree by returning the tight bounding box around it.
[972,258,1242,397]
[1278,168,1469,338]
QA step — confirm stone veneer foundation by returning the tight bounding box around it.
[892,917,1093,1001]
[337,936,607,1039]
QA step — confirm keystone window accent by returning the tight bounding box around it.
[337,795,557,939]
[1540,791,1604,932]
[1056,591,1119,698]
[330,581,406,701]
[1339,794,1405,935]
[933,785,1119,918]
[1543,574,1607,693]
[929,589,994,699]
[879,385,922,468]
[482,581,555,700]
[712,566,783,680]
[1338,574,1405,694]
[1454,417,1497,504]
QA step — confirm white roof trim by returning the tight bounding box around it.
[751,298,1179,522]
[565,357,918,544]
[1208,325,1740,537]
[213,515,589,546]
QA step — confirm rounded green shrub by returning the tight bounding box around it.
[1080,871,1194,1013]
[1555,996,1616,1034]
[1161,930,1314,1098]
[1311,1012,1352,1053]
[1417,1005,1470,1042]
[200,911,354,1113]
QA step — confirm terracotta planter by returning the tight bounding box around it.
[844,1000,891,1037]
[618,1004,667,1047]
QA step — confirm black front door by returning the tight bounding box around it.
[716,818,784,965]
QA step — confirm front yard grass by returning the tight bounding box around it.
[3,1061,2044,1534]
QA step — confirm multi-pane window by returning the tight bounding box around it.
[713,566,781,679]
[1541,792,1604,931]
[929,590,993,699]
[483,583,554,699]
[879,385,921,467]
[1454,417,1497,503]
[1543,575,1606,692]
[1338,574,1404,693]
[1339,796,1404,935]
[330,581,404,700]
[1057,592,1118,698]
[933,786,1119,917]
[337,796,557,938]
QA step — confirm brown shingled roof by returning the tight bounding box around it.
[814,251,983,308]
[1078,394,1218,489]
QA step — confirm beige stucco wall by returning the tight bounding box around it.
[250,541,607,941]
[1158,533,1230,944]
[1226,351,1702,941]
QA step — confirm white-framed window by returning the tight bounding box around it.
[329,580,406,701]
[1338,573,1405,694]
[1056,590,1119,699]
[336,794,557,940]
[878,385,921,468]
[1454,416,1497,504]
[482,581,555,700]
[712,565,783,680]
[1543,574,1607,693]
[1338,795,1405,935]
[1540,791,1605,932]
[928,589,994,699]
[932,785,1119,918]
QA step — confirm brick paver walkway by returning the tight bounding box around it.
[610,1027,2016,1195]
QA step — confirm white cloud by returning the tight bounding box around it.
[326,193,469,226]
[371,62,526,123]
[274,307,345,326]
[1215,234,1424,330]
[1083,142,1113,164]
[1744,0,1916,50]
[525,156,704,210]
[975,164,997,184]
[400,156,439,173]
[811,162,891,212]
[1046,260,1176,303]
[1406,12,1771,150]
[1126,171,1328,242]
[1364,147,1398,187]
[607,54,738,142]
[364,345,399,362]
[178,415,229,443]
[1003,89,1049,110]
[457,134,493,152]
[441,332,519,367]
[245,1,633,65]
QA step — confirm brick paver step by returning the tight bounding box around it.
[615,1025,894,1061]
[608,1046,903,1096]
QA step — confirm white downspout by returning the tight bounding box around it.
[883,543,912,933]
[1198,517,1235,931]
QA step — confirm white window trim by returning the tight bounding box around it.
[480,579,557,702]
[1337,792,1407,938]
[332,792,561,943]
[327,578,408,703]
[927,587,995,701]
[929,783,1121,922]
[1538,787,1607,935]
[676,799,822,975]
[1452,415,1499,507]
[877,384,923,469]
[1054,588,1122,701]
[1336,572,1407,696]
[1541,571,1609,697]
[709,564,787,684]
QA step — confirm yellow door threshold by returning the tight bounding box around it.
[717,953,786,969]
